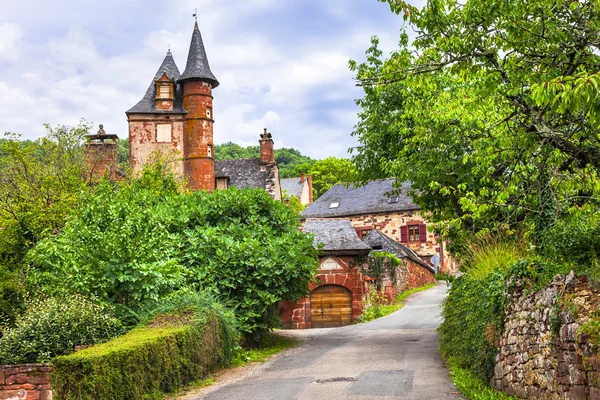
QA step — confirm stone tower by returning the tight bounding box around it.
[126,22,218,191]
[177,21,220,191]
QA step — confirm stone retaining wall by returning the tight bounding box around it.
[494,272,600,399]
[0,364,52,400]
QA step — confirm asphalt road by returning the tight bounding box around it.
[194,283,463,400]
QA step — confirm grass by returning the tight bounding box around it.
[166,332,297,399]
[448,359,516,400]
[356,283,437,323]
[464,234,526,280]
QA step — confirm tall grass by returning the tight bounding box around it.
[463,233,526,280]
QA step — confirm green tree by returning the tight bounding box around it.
[214,142,259,160]
[30,165,319,340]
[308,157,359,198]
[350,0,600,251]
[0,122,91,324]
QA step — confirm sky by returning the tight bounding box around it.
[0,0,416,159]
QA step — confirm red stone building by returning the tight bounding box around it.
[126,22,219,191]
[279,219,371,329]
[301,179,456,274]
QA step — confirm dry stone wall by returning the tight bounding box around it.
[494,272,600,399]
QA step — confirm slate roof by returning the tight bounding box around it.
[126,51,186,114]
[303,219,372,256]
[214,158,279,196]
[177,22,219,88]
[301,179,419,218]
[281,177,304,199]
[362,230,433,271]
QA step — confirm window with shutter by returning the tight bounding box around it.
[400,226,408,242]
[156,124,172,143]
[419,224,427,242]
[408,225,420,242]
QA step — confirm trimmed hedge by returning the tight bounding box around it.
[51,314,229,400]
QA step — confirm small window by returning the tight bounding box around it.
[156,124,172,143]
[206,108,212,119]
[216,178,228,190]
[207,144,213,157]
[159,85,170,99]
[329,202,339,209]
[389,196,399,203]
[361,229,372,238]
[408,225,420,242]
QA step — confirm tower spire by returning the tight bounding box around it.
[177,20,219,87]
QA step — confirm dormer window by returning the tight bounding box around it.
[329,202,339,209]
[158,85,170,99]
[389,196,399,203]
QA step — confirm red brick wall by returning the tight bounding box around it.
[406,260,436,289]
[279,255,366,329]
[86,142,118,180]
[182,81,214,191]
[0,364,52,400]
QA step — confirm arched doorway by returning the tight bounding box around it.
[310,285,353,328]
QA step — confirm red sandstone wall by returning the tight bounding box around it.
[86,143,118,180]
[406,260,436,289]
[182,81,214,191]
[128,114,185,177]
[0,364,52,400]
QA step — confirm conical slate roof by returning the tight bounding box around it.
[126,51,186,114]
[177,22,219,87]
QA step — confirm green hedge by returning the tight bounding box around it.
[51,314,229,400]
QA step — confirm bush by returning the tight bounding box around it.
[0,294,123,364]
[51,313,230,400]
[31,172,319,341]
[541,208,600,277]
[461,233,526,279]
[439,271,507,381]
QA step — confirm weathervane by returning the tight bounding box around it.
[193,8,197,22]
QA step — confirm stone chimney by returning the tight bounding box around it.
[85,124,119,180]
[260,128,275,163]
[300,173,305,184]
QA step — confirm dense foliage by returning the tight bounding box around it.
[30,167,318,339]
[350,0,600,253]
[0,122,91,325]
[0,294,123,364]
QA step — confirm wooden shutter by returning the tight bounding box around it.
[400,226,408,242]
[419,224,427,242]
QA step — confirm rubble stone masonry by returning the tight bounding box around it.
[494,272,600,399]
[0,364,52,400]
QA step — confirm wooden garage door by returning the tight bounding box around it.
[310,285,353,328]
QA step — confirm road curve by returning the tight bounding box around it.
[193,283,463,400]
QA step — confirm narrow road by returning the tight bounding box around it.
[194,283,462,400]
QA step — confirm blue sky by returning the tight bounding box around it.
[0,0,418,159]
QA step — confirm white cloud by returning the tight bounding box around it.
[0,23,23,63]
[0,0,407,158]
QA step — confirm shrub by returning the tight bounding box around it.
[439,271,507,382]
[31,175,319,342]
[0,294,123,364]
[461,233,526,279]
[541,208,600,277]
[51,313,230,400]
